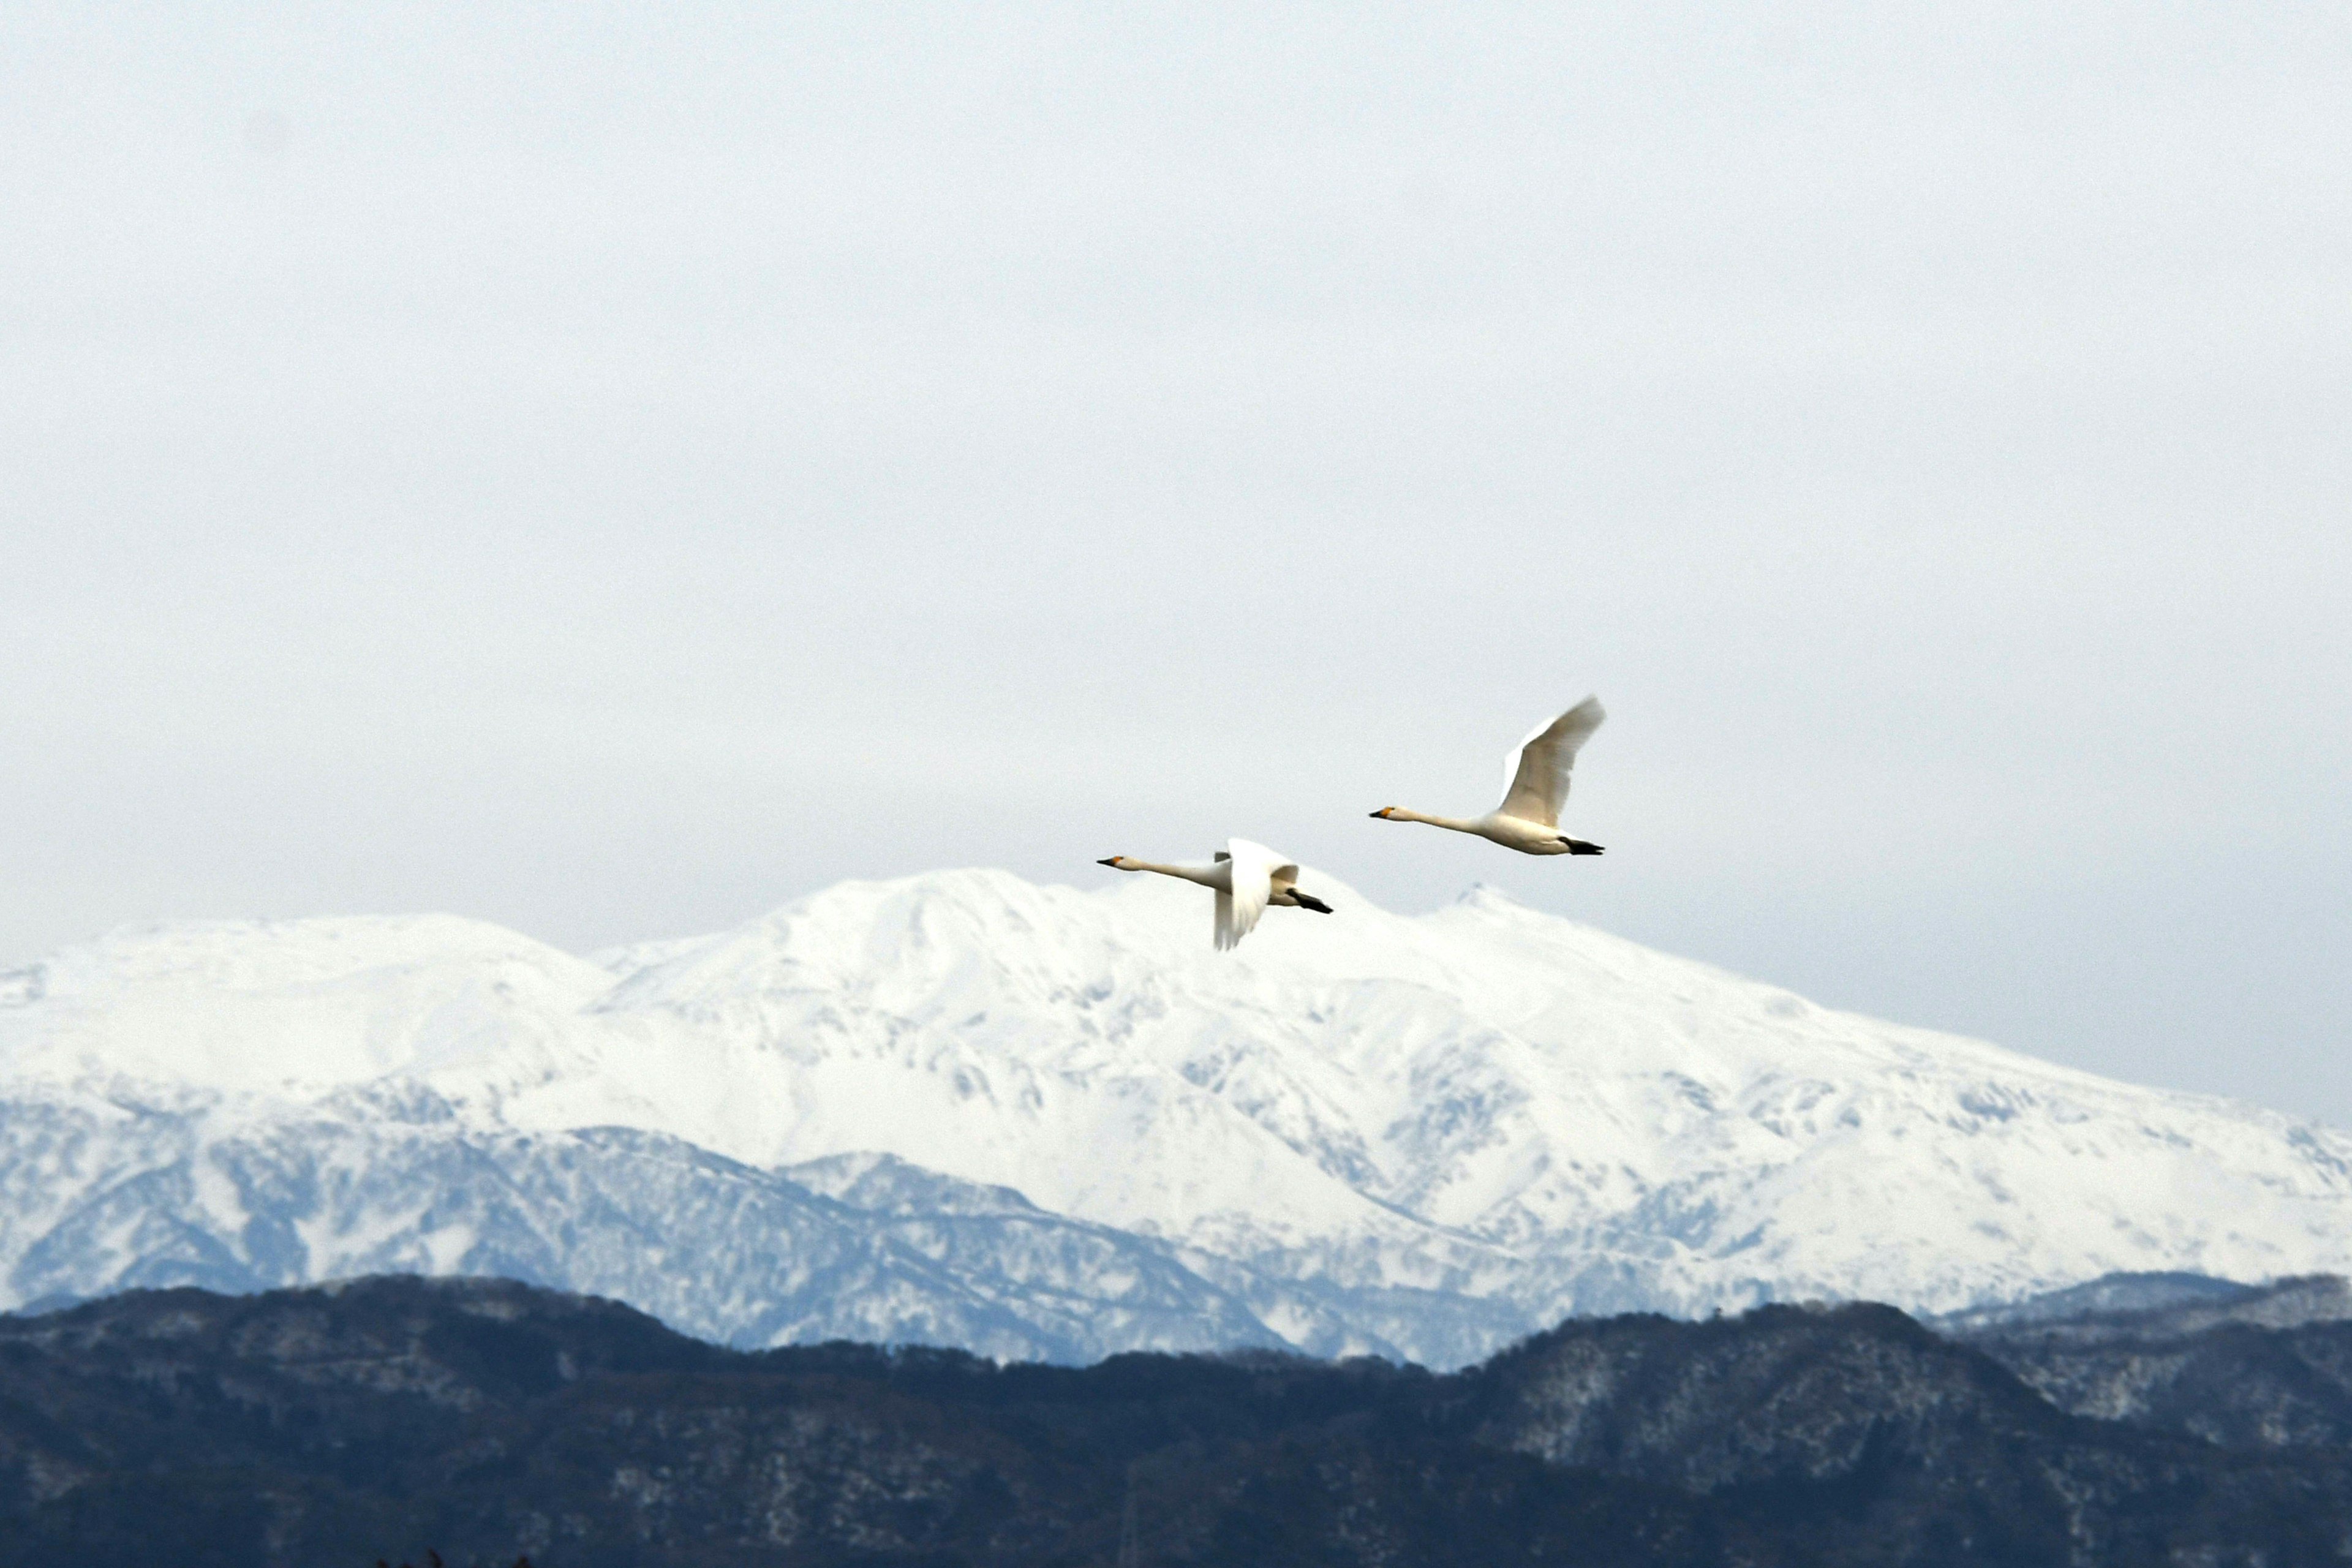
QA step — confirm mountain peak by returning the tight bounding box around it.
[1452,881,1535,913]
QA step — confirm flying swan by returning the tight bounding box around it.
[1370,696,1608,856]
[1096,840,1334,950]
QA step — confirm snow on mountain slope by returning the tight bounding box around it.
[2,869,2349,1366]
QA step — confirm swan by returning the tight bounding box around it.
[1096,840,1334,950]
[1370,696,1607,856]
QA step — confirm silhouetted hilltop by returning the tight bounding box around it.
[7,1275,2352,1566]
[1948,1273,2352,1450]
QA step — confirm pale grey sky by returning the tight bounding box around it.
[6,5,2350,1122]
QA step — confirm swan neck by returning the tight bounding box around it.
[1393,808,1484,834]
[1125,859,1223,888]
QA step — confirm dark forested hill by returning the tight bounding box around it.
[4,1275,2350,1567]
[1949,1274,2352,1451]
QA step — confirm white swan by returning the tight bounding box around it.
[1096,840,1334,950]
[1370,696,1607,856]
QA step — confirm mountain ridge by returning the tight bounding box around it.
[2,866,2348,1365]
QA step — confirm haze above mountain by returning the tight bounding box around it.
[2,867,2348,1367]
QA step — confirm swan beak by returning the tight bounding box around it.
[1096,856,1122,867]
[1368,808,1391,819]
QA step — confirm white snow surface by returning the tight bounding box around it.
[3,868,2348,1366]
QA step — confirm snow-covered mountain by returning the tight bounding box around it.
[4,868,2349,1366]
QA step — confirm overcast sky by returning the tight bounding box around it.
[6,4,2349,1124]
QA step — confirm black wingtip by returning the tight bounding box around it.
[1292,892,1335,914]
[1562,839,1605,856]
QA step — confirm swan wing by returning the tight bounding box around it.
[1496,696,1605,826]
[1218,839,1285,949]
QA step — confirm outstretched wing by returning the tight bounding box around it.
[1210,850,1236,949]
[1496,696,1605,826]
[1218,839,1286,949]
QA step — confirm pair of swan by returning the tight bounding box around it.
[1099,696,1606,948]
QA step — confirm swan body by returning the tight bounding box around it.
[1096,839,1333,949]
[1371,696,1607,857]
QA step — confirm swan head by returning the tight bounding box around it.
[1369,807,1398,820]
[1097,855,1133,869]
